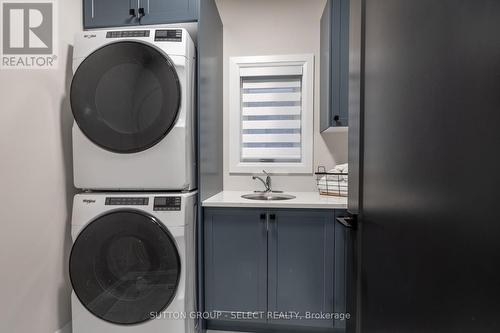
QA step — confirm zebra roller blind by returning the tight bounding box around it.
[240,66,303,163]
[229,54,313,174]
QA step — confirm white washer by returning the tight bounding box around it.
[69,192,198,333]
[71,27,196,190]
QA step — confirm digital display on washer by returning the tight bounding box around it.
[154,196,181,211]
[106,30,150,38]
[155,29,182,42]
[105,197,149,206]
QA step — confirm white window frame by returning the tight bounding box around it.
[229,54,314,174]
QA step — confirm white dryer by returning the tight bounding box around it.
[69,192,198,333]
[71,27,196,190]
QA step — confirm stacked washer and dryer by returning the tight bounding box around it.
[68,27,198,333]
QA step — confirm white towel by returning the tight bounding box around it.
[321,173,347,182]
[328,163,349,181]
[318,180,348,186]
[317,163,349,195]
[318,180,348,195]
[333,163,348,173]
[318,181,348,189]
[319,188,348,196]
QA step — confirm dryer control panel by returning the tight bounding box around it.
[154,196,181,211]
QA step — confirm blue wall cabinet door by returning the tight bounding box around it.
[84,0,199,29]
[204,208,268,324]
[267,209,336,329]
[138,0,199,25]
[84,0,140,29]
[320,0,350,131]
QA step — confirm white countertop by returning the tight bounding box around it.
[202,191,348,209]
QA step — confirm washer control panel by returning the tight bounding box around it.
[105,197,149,206]
[154,196,181,211]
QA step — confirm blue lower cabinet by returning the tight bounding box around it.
[334,209,349,331]
[204,208,268,324]
[204,207,347,332]
[268,210,336,329]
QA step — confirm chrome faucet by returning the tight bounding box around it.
[252,170,284,194]
[253,170,272,193]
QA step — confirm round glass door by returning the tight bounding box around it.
[70,41,181,153]
[69,210,181,325]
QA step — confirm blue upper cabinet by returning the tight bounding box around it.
[138,0,199,26]
[83,0,138,28]
[83,0,200,29]
[320,0,350,131]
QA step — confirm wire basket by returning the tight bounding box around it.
[315,166,348,197]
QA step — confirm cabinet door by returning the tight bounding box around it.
[204,208,268,324]
[268,209,336,329]
[320,0,333,131]
[139,0,199,25]
[334,209,348,330]
[84,0,139,29]
[320,0,350,130]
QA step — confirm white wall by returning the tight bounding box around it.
[216,0,348,192]
[0,0,81,332]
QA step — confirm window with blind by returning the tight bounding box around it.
[229,55,314,174]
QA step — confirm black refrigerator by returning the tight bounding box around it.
[346,0,500,332]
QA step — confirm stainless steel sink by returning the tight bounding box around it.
[241,193,296,201]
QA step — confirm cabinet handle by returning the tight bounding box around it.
[336,217,356,229]
[333,115,342,125]
[129,8,135,16]
[138,7,145,18]
[269,214,276,221]
[260,213,268,231]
